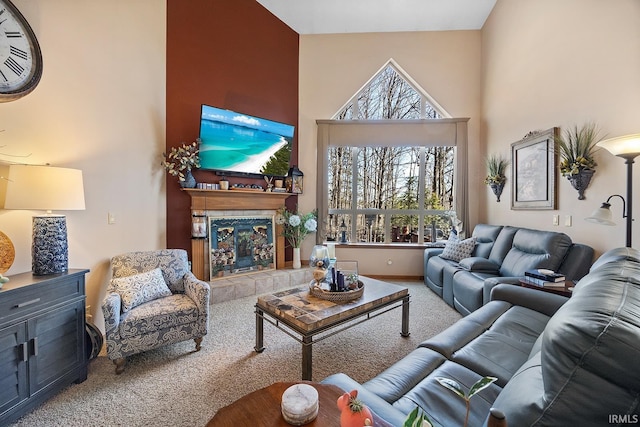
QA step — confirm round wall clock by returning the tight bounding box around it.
[0,0,43,102]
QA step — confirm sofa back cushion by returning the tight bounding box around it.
[470,224,503,258]
[498,229,571,277]
[487,226,519,265]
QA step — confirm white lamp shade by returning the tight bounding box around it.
[585,205,616,226]
[597,134,640,157]
[4,165,85,211]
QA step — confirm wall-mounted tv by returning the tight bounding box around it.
[198,104,294,177]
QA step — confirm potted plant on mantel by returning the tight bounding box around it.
[484,154,509,202]
[161,139,200,188]
[555,122,604,200]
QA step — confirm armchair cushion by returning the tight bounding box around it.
[118,294,199,339]
[440,236,477,262]
[111,267,172,312]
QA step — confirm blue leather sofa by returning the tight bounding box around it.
[423,224,594,315]
[323,247,640,426]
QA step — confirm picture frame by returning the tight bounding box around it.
[511,127,558,210]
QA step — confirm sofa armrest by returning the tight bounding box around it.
[482,276,523,305]
[460,257,500,273]
[489,283,568,317]
[321,373,408,427]
[183,272,210,313]
[101,292,122,335]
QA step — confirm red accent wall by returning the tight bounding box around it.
[166,0,299,256]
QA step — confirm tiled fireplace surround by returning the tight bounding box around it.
[184,189,312,304]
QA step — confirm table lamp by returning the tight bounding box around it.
[4,165,85,275]
[584,134,640,247]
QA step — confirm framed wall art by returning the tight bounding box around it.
[511,127,558,210]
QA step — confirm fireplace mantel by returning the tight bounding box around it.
[183,189,293,280]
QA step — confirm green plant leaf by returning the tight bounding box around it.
[435,377,466,399]
[403,407,433,427]
[468,376,498,398]
[403,407,420,427]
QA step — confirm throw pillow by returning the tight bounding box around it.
[111,268,172,312]
[440,236,477,262]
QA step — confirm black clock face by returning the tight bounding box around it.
[0,0,42,102]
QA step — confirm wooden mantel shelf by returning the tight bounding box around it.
[182,188,292,211]
[182,188,295,280]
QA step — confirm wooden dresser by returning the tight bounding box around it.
[0,269,89,425]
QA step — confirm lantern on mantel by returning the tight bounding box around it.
[285,165,304,194]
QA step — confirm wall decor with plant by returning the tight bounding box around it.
[484,154,509,202]
[555,122,604,200]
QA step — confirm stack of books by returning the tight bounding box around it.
[524,269,566,288]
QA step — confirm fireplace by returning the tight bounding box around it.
[183,189,291,281]
[209,215,275,278]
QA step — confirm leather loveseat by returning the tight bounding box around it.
[423,224,594,315]
[322,247,640,426]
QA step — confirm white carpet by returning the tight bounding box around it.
[9,281,460,427]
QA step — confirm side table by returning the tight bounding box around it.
[519,278,574,298]
[207,382,394,427]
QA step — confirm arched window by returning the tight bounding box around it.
[317,59,469,244]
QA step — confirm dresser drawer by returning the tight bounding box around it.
[0,271,86,323]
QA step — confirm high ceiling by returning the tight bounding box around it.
[256,0,497,34]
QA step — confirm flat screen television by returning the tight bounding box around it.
[198,104,294,177]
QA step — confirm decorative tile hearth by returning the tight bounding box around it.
[210,267,312,304]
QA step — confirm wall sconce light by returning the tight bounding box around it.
[4,165,86,275]
[585,134,640,247]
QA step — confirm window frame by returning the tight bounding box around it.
[316,118,470,245]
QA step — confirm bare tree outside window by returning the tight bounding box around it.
[325,63,456,244]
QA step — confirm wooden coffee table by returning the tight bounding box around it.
[206,382,394,427]
[255,276,410,380]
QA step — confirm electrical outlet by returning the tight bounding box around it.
[108,212,116,224]
[565,215,572,227]
[553,215,559,226]
[387,259,393,265]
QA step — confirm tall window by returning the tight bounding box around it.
[317,61,469,244]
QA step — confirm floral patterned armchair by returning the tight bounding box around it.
[101,249,210,374]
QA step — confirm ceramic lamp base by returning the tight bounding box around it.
[32,215,68,276]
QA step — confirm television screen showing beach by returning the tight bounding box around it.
[199,105,294,176]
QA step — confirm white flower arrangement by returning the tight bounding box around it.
[276,206,318,248]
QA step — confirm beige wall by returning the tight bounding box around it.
[299,31,482,276]
[0,0,166,330]
[482,0,640,256]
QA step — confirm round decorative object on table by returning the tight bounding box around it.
[281,383,319,425]
[0,231,15,274]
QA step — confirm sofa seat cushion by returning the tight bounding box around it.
[426,256,459,292]
[452,271,497,315]
[451,306,551,386]
[363,348,446,403]
[392,360,502,427]
[118,294,199,339]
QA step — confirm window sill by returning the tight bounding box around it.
[324,242,445,250]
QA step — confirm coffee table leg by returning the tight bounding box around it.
[401,295,410,337]
[302,335,312,380]
[255,306,265,353]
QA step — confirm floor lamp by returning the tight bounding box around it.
[585,134,640,248]
[4,165,85,275]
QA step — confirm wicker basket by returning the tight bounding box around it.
[309,280,364,302]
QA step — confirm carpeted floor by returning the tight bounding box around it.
[9,280,461,427]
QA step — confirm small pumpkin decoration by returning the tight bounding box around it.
[337,390,374,427]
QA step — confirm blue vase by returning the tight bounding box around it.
[180,169,196,188]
